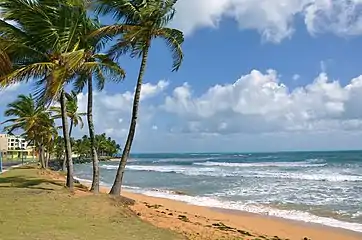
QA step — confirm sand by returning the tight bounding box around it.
[71,181,359,240]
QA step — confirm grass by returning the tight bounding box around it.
[0,166,183,240]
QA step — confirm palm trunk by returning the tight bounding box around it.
[109,43,150,196]
[46,148,50,169]
[60,90,74,191]
[39,145,45,169]
[69,119,74,137]
[62,157,66,171]
[88,76,100,193]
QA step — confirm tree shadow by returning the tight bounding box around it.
[0,175,64,191]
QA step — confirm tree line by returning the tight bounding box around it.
[55,134,121,170]
[0,0,184,196]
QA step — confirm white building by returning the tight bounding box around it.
[7,135,29,150]
[0,134,35,159]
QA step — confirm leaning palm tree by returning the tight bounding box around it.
[2,94,56,168]
[96,0,184,195]
[0,0,119,191]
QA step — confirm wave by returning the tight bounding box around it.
[139,189,362,233]
[250,171,362,182]
[151,157,215,164]
[72,174,362,232]
[194,161,327,168]
[124,165,236,177]
[306,158,326,163]
[74,176,92,183]
[101,164,118,170]
[100,164,361,182]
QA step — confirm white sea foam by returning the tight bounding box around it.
[250,171,362,182]
[101,164,362,182]
[101,164,118,170]
[152,157,214,163]
[74,176,141,191]
[125,165,236,177]
[74,176,93,183]
[139,189,362,233]
[194,161,327,168]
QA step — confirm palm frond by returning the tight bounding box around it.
[1,62,54,87]
[154,27,184,71]
[95,0,143,23]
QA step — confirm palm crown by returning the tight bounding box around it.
[95,0,183,71]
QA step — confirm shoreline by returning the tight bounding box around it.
[214,207,362,238]
[75,178,362,240]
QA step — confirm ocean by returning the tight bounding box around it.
[73,151,362,232]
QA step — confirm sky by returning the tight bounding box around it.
[2,0,362,153]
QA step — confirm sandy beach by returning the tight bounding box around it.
[77,182,361,240]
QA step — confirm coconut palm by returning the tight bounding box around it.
[0,0,88,190]
[96,0,184,195]
[2,94,56,168]
[71,15,125,193]
[0,0,124,191]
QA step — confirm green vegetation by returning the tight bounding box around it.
[0,0,184,195]
[53,133,121,170]
[0,166,182,240]
[3,94,56,168]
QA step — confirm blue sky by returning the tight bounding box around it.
[2,0,362,153]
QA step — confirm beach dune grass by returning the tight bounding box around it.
[0,166,183,240]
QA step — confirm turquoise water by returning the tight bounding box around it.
[74,151,362,232]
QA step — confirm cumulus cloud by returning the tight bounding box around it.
[162,70,362,134]
[72,72,362,152]
[171,0,362,42]
[76,80,169,139]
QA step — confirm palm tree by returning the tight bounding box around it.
[0,0,87,190]
[2,94,56,169]
[96,0,184,195]
[0,0,123,191]
[50,91,86,172]
[50,91,86,136]
[95,133,108,157]
[73,16,125,193]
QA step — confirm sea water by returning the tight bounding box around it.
[74,151,362,232]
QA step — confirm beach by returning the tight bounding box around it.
[73,151,362,239]
[92,184,362,240]
[75,152,362,233]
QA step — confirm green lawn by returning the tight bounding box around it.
[0,166,183,240]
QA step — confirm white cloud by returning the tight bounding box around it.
[76,80,168,139]
[73,73,362,152]
[162,70,362,135]
[171,0,362,42]
[141,80,169,100]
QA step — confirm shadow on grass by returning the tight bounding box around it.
[0,175,64,191]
